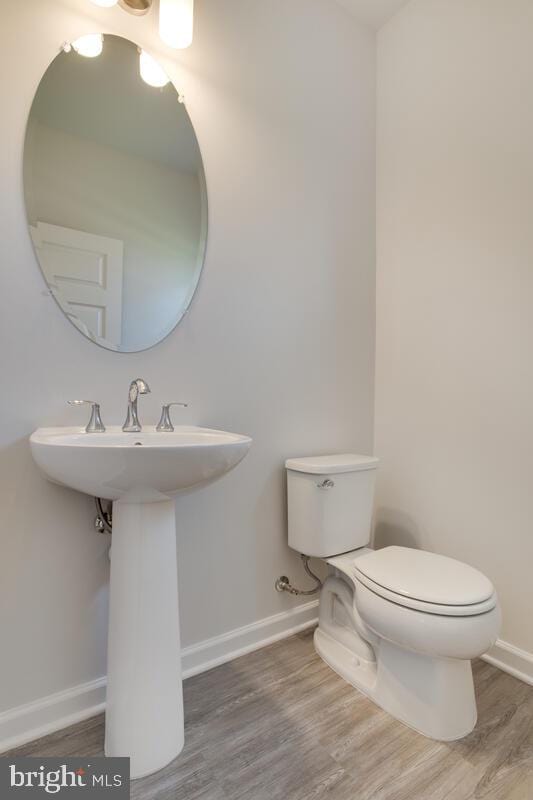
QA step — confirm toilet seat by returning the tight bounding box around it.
[334,546,497,617]
[354,571,497,616]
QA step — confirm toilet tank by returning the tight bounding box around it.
[286,454,379,558]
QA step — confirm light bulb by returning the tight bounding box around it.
[139,50,170,88]
[72,34,104,58]
[159,0,194,49]
[90,0,118,6]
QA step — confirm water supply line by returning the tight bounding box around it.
[95,497,112,534]
[275,554,323,596]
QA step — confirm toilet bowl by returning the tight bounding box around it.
[286,454,501,741]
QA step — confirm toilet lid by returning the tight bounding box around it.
[353,546,495,608]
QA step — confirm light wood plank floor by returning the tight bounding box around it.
[6,629,533,799]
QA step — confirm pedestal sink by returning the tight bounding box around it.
[30,426,252,778]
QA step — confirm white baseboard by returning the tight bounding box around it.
[481,639,533,686]
[0,678,106,755]
[0,600,318,755]
[181,599,319,679]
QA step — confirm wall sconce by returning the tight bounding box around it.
[89,0,194,49]
[159,0,194,49]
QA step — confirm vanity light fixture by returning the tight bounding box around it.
[88,0,194,48]
[159,0,194,49]
[118,0,152,13]
[139,50,170,88]
[91,0,150,9]
[71,33,104,58]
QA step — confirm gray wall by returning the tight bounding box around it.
[376,0,533,656]
[0,0,376,711]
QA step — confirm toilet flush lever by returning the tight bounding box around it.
[317,479,335,489]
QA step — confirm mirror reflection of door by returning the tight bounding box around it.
[23,35,207,353]
[31,222,124,349]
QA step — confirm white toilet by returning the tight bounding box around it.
[286,454,501,741]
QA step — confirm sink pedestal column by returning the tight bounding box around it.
[105,499,184,779]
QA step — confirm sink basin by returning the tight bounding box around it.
[30,423,252,779]
[30,426,252,502]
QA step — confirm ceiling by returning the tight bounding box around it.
[335,0,411,30]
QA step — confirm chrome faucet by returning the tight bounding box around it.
[122,378,151,433]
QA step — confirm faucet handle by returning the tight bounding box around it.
[68,400,106,433]
[156,402,188,433]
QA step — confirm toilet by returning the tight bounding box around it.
[285,454,501,741]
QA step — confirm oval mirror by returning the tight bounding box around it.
[23,34,207,352]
